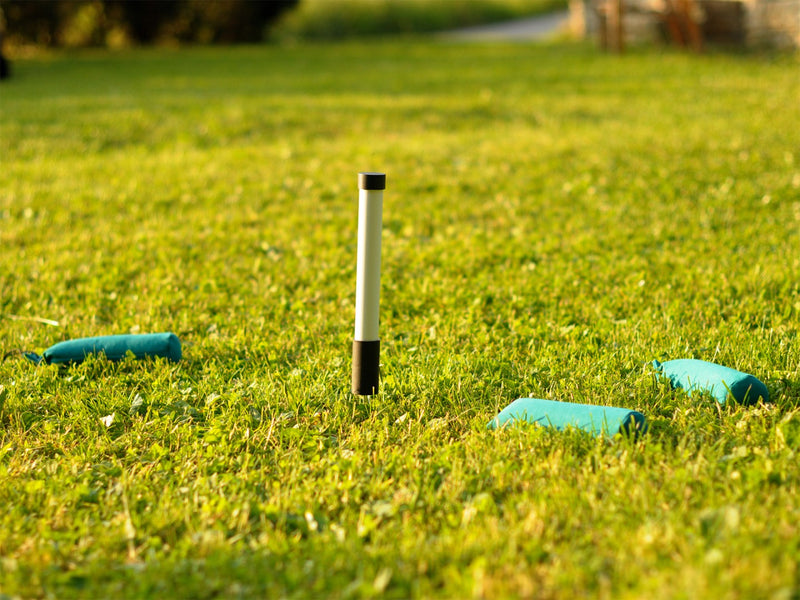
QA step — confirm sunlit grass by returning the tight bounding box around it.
[1,40,800,598]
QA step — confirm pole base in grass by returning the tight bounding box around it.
[652,359,768,405]
[488,398,647,437]
[352,339,379,395]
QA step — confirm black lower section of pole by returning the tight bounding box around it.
[352,339,380,395]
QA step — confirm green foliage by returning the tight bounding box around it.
[0,0,298,48]
[1,40,800,598]
[270,0,566,41]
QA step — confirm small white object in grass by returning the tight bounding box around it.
[304,512,319,532]
[101,413,116,428]
[3,314,60,327]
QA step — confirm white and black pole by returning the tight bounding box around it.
[352,171,385,396]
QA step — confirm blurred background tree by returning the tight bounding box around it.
[0,0,299,48]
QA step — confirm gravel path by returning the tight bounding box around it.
[440,11,571,42]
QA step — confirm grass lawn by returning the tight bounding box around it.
[1,39,800,598]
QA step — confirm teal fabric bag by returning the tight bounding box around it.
[652,359,768,405]
[26,333,182,365]
[488,397,647,437]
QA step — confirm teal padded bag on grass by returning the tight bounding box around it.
[488,397,647,437]
[652,359,768,405]
[26,333,181,365]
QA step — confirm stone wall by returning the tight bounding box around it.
[569,0,800,48]
[743,0,800,48]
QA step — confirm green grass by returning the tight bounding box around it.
[1,39,800,598]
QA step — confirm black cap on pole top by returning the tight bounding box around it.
[359,172,386,191]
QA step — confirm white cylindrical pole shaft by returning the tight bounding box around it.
[354,188,383,341]
[352,171,385,395]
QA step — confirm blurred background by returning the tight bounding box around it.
[0,0,565,49]
[0,0,795,56]
[0,0,299,47]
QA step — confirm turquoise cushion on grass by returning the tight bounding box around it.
[488,397,647,437]
[35,333,181,365]
[652,359,768,405]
